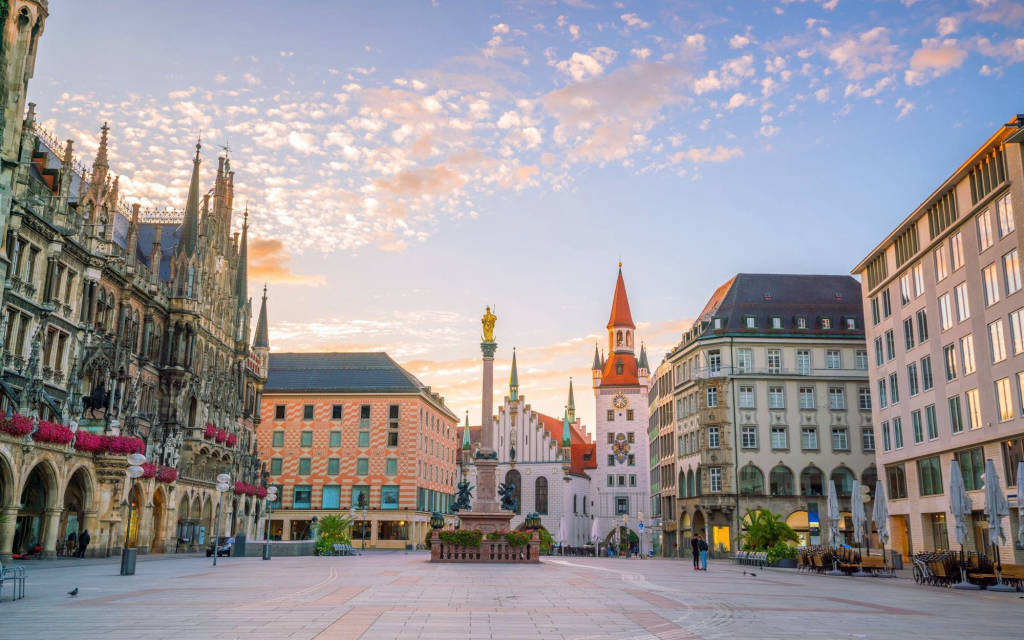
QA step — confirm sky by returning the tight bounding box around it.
[28,0,1024,432]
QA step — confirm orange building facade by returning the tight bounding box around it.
[257,353,459,549]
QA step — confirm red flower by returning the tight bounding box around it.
[73,430,104,452]
[0,413,35,437]
[204,424,216,439]
[156,467,178,483]
[215,429,227,443]
[141,462,157,478]
[226,433,238,447]
[256,487,268,498]
[32,420,74,445]
[101,434,145,455]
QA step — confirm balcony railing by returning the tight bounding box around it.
[691,365,868,379]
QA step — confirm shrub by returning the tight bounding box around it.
[741,509,799,552]
[504,531,531,548]
[766,541,797,563]
[439,529,483,548]
[314,514,352,555]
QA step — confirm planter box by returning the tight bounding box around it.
[774,558,798,568]
[430,533,540,563]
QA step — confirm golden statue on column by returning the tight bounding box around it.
[481,305,497,342]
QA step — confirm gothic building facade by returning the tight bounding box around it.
[0,1,269,560]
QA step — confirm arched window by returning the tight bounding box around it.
[616,331,623,346]
[504,469,522,514]
[831,467,854,497]
[678,470,686,498]
[861,466,878,498]
[769,465,795,496]
[694,468,703,496]
[739,465,764,495]
[535,476,548,515]
[687,469,695,497]
[800,467,824,496]
[625,331,632,347]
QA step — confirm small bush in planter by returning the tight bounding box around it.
[439,529,483,547]
[766,541,797,564]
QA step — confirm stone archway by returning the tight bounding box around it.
[200,495,213,544]
[0,451,18,559]
[125,483,145,548]
[150,487,166,553]
[60,466,93,556]
[15,461,60,557]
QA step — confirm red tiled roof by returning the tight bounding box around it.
[535,412,596,474]
[607,268,635,329]
[601,352,639,386]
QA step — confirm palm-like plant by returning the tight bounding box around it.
[741,509,798,551]
[314,513,353,554]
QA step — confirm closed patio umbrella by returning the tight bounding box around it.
[850,480,869,576]
[556,516,567,556]
[983,458,1014,592]
[1016,462,1024,552]
[949,460,978,590]
[872,480,891,575]
[826,480,844,575]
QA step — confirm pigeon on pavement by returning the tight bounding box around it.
[67,588,79,597]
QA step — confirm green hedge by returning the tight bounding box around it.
[439,529,483,547]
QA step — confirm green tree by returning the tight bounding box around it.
[314,513,352,555]
[740,509,798,552]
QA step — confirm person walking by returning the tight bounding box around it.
[690,533,700,570]
[76,529,90,558]
[698,534,709,571]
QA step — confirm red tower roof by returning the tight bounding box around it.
[606,266,635,329]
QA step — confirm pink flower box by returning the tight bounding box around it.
[156,466,178,483]
[0,413,34,437]
[141,462,157,478]
[32,420,74,445]
[204,423,216,439]
[73,430,104,452]
[226,433,238,447]
[102,434,145,455]
[256,487,268,498]
[215,429,227,444]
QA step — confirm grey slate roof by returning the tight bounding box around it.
[265,352,427,394]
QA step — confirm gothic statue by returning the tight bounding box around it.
[498,481,517,512]
[450,479,474,513]
[481,305,496,342]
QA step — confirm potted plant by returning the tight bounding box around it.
[740,509,799,567]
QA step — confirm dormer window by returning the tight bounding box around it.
[745,316,756,329]
[796,316,808,329]
[845,317,856,330]
[771,316,782,329]
[821,317,832,329]
[616,362,624,375]
[713,317,722,330]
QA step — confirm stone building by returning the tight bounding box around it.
[258,352,458,549]
[649,274,876,555]
[852,115,1024,563]
[0,1,268,560]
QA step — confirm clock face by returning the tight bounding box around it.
[612,393,628,409]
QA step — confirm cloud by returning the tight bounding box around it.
[975,36,1024,64]
[828,27,899,80]
[631,48,652,60]
[373,163,467,197]
[937,16,960,36]
[726,92,754,109]
[905,39,967,85]
[248,238,326,286]
[620,13,651,29]
[554,47,618,81]
[669,145,744,164]
[896,98,915,119]
[730,34,751,49]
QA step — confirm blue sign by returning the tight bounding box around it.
[638,522,645,532]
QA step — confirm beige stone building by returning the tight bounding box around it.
[649,274,876,555]
[852,115,1024,563]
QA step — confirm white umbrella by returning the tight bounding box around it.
[556,516,567,555]
[983,458,1014,592]
[872,480,891,575]
[850,480,865,544]
[949,460,978,590]
[1016,461,1024,551]
[589,517,601,556]
[826,479,844,575]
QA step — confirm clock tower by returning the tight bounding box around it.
[591,264,651,549]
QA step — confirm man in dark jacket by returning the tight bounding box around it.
[690,533,700,570]
[77,529,90,558]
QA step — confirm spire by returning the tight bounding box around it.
[95,122,110,168]
[179,139,202,258]
[592,343,601,370]
[607,262,636,329]
[234,209,248,306]
[253,284,270,349]
[567,378,576,422]
[509,348,519,401]
[638,342,649,370]
[462,410,471,450]
[561,407,572,447]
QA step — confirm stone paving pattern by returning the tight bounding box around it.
[3,552,1023,639]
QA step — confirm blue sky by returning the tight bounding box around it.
[29,0,1024,430]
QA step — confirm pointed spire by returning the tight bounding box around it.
[179,139,202,258]
[462,410,471,450]
[592,343,602,370]
[567,378,576,423]
[234,209,248,307]
[509,347,519,401]
[253,284,270,349]
[638,342,649,370]
[607,262,636,329]
[95,122,110,168]
[561,406,572,447]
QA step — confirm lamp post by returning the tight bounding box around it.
[262,486,278,561]
[120,452,147,576]
[213,473,231,567]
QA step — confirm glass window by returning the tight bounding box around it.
[954,282,970,322]
[351,485,370,509]
[959,334,976,374]
[739,385,755,408]
[965,388,982,429]
[858,387,872,410]
[801,427,818,450]
[708,425,720,448]
[882,420,891,451]
[1009,307,1024,354]
[270,458,282,475]
[741,426,757,449]
[882,289,892,317]
[904,318,915,350]
[977,209,995,251]
[386,458,399,475]
[983,263,1001,307]
[921,356,934,390]
[826,350,841,369]
[886,465,908,499]
[989,320,1007,363]
[321,485,340,509]
[298,458,311,475]
[885,330,896,360]
[862,427,875,452]
[912,410,924,444]
[916,309,929,343]
[745,316,756,329]
[274,405,286,420]
[303,404,315,420]
[877,379,888,408]
[907,363,920,396]
[828,386,845,410]
[327,458,340,475]
[329,430,341,447]
[740,465,764,495]
[900,273,912,305]
[800,467,824,496]
[889,372,900,404]
[956,448,985,491]
[951,232,964,270]
[708,350,721,373]
[996,377,1014,421]
[893,416,904,448]
[925,404,939,440]
[768,386,785,409]
[943,344,958,380]
[799,386,815,409]
[709,467,723,492]
[770,466,794,496]
[767,349,782,374]
[831,427,849,451]
[935,245,950,281]
[381,485,400,510]
[615,497,629,515]
[874,338,884,366]
[917,457,943,496]
[272,430,284,447]
[949,395,964,434]
[797,350,811,375]
[293,485,312,509]
[300,431,313,447]
[997,193,1015,236]
[1004,249,1022,295]
[855,350,868,370]
[358,430,370,447]
[356,458,369,475]
[736,348,752,373]
[331,404,343,420]
[938,293,953,331]
[706,387,718,407]
[771,316,783,329]
[913,263,925,297]
[359,404,371,427]
[771,427,787,450]
[871,298,881,325]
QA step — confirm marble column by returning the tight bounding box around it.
[474,341,499,512]
[0,505,19,561]
[42,507,63,559]
[82,510,99,558]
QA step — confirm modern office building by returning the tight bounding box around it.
[649,273,876,555]
[258,352,459,549]
[852,115,1024,563]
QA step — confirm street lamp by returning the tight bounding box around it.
[120,452,147,576]
[262,485,278,561]
[213,473,231,566]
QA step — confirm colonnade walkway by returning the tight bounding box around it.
[3,551,1023,639]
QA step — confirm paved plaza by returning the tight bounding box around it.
[3,552,1023,639]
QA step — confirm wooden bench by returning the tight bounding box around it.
[999,564,1024,580]
[860,556,885,570]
